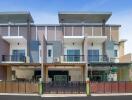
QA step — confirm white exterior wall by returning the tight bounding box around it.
[87,42,102,55]
[48,66,83,82]
[69,68,82,81]
[12,67,34,80]
[64,43,83,55]
[10,43,27,56]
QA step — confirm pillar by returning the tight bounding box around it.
[83,38,88,80]
[6,66,12,81]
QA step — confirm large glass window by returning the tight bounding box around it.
[12,50,25,61]
[88,49,99,62]
[48,49,52,57]
[114,50,118,57]
[67,49,80,61]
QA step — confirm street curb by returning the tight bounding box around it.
[0,93,40,96]
[91,93,132,96]
[41,94,87,97]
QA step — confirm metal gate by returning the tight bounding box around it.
[44,81,86,94]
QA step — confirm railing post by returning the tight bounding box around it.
[86,78,90,96]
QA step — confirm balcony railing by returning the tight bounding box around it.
[2,55,26,62]
[88,55,109,63]
[63,55,85,62]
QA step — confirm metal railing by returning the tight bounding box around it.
[2,55,26,62]
[88,55,109,63]
[44,81,86,94]
[63,55,85,62]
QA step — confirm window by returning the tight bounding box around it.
[88,49,99,62]
[67,49,80,61]
[12,50,25,56]
[12,50,25,61]
[114,50,118,57]
[48,49,52,57]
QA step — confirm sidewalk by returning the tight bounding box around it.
[1,93,132,97]
[91,93,132,96]
[41,94,87,97]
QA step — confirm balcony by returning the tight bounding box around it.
[88,55,109,63]
[2,55,26,63]
[63,55,85,63]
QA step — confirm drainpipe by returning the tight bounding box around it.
[60,19,64,62]
[39,34,44,94]
[102,19,107,59]
[27,15,31,62]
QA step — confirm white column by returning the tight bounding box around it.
[18,26,19,36]
[55,26,56,41]
[110,26,112,40]
[45,26,47,40]
[101,27,102,36]
[36,26,38,41]
[92,27,94,36]
[64,26,65,36]
[8,25,10,36]
[82,26,84,36]
[72,26,74,36]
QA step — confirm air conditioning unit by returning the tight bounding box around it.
[53,57,60,63]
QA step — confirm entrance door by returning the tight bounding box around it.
[47,45,53,63]
[54,75,67,83]
[48,71,68,83]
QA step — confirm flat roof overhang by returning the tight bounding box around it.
[59,11,112,23]
[2,36,27,44]
[0,11,33,23]
[86,36,107,43]
[64,36,84,43]
[44,63,86,66]
[0,63,41,67]
[88,62,131,67]
[0,63,86,67]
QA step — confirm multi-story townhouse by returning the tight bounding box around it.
[0,11,132,84]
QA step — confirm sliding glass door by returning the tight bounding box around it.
[67,49,80,62]
[88,49,99,62]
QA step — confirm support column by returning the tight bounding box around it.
[45,66,48,82]
[84,38,88,80]
[6,66,12,81]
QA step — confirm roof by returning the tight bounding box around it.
[58,11,112,23]
[0,11,34,23]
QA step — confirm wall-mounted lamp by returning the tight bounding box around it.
[17,43,20,45]
[72,42,75,45]
[91,42,93,46]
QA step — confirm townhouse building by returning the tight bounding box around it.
[0,11,132,84]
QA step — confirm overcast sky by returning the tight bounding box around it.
[0,0,131,54]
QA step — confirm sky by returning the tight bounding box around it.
[0,0,132,54]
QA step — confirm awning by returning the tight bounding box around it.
[59,11,112,23]
[0,11,33,23]
[88,62,131,67]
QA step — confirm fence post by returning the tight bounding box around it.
[86,78,90,96]
[39,78,43,94]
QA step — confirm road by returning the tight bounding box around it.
[0,95,132,100]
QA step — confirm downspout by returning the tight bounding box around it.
[27,14,31,62]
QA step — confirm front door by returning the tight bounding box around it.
[54,75,67,83]
[47,45,53,63]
